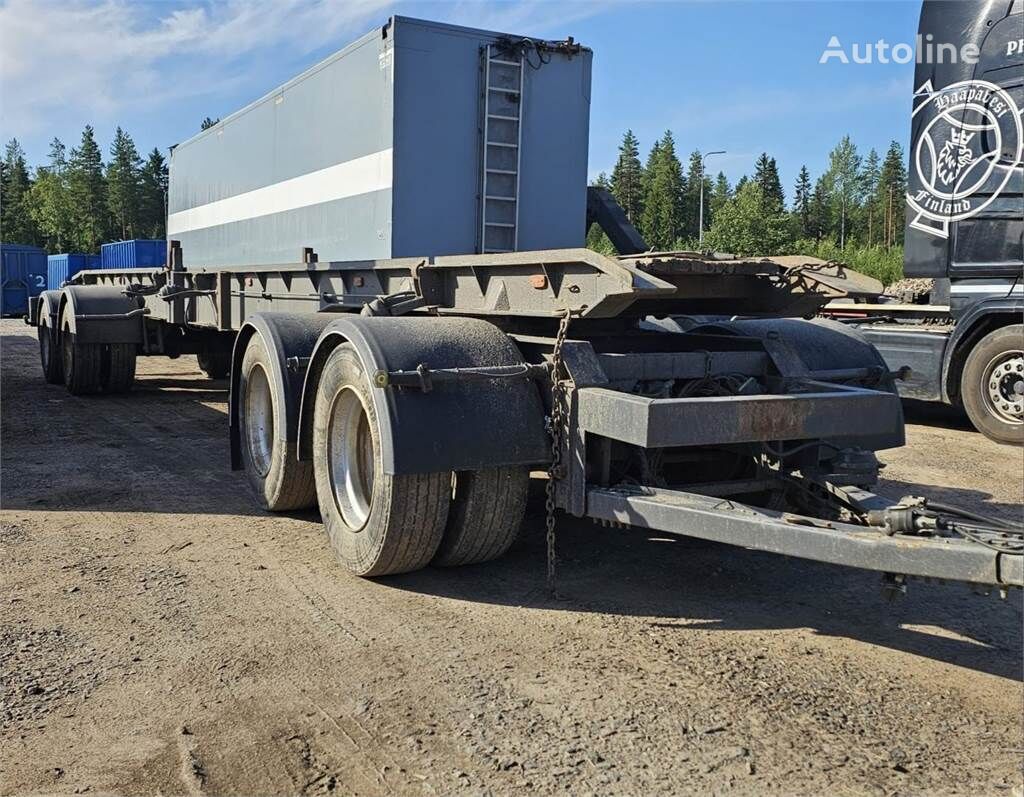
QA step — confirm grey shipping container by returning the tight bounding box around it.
[167,16,592,269]
[48,253,101,290]
[1,244,46,317]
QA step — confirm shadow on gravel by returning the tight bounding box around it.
[385,486,1023,681]
[901,399,975,433]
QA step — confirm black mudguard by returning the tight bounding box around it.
[297,316,549,475]
[58,285,144,344]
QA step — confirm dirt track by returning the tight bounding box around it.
[1,318,1022,796]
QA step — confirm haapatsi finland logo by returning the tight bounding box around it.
[907,79,1023,239]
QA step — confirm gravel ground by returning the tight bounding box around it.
[1,318,1021,796]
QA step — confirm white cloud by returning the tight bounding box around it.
[0,0,614,144]
[0,0,394,137]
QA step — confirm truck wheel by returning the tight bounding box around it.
[38,323,63,384]
[239,335,317,510]
[432,467,530,567]
[197,352,230,380]
[61,320,103,396]
[961,324,1023,446]
[104,344,136,393]
[312,343,451,576]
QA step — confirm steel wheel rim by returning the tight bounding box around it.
[244,363,275,476]
[983,349,1024,426]
[327,386,375,530]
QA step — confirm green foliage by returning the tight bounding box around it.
[823,135,861,248]
[639,131,685,250]
[753,153,784,210]
[610,130,644,224]
[792,166,812,239]
[791,237,904,287]
[138,148,169,239]
[201,117,220,131]
[67,125,108,252]
[107,127,142,239]
[873,141,907,248]
[703,182,791,256]
[1,139,39,244]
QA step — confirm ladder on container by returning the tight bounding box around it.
[480,44,525,254]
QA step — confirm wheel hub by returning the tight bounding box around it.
[984,350,1024,425]
[327,387,374,530]
[244,363,275,476]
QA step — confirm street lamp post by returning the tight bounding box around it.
[698,150,726,247]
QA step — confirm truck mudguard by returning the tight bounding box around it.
[228,312,338,471]
[58,285,145,344]
[297,316,550,475]
[941,296,1024,403]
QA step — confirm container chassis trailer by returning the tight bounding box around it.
[27,240,1024,593]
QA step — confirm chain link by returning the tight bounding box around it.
[545,309,573,595]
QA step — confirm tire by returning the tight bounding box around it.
[38,323,63,385]
[312,343,451,577]
[960,324,1024,446]
[238,334,317,510]
[197,352,231,380]
[103,344,136,393]
[61,320,103,396]
[432,467,530,567]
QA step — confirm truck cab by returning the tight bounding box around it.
[844,0,1023,444]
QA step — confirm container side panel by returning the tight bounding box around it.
[100,240,165,269]
[167,29,394,267]
[391,19,592,257]
[1,245,46,316]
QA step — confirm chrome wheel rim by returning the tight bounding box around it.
[327,386,375,530]
[244,363,275,475]
[983,350,1024,426]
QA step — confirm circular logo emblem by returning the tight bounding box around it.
[907,79,1023,238]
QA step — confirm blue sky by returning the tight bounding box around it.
[1,0,923,199]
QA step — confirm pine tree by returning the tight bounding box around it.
[106,127,142,239]
[639,131,684,250]
[586,172,616,255]
[610,130,644,223]
[710,172,731,217]
[824,135,861,249]
[734,175,749,193]
[792,166,813,239]
[26,138,75,251]
[753,153,784,210]
[875,141,907,248]
[67,125,109,252]
[1,139,38,244]
[201,117,220,131]
[809,175,832,241]
[858,148,881,245]
[683,150,712,241]
[138,148,169,239]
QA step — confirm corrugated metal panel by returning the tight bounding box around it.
[166,16,591,269]
[100,240,166,269]
[1,244,47,316]
[47,253,101,290]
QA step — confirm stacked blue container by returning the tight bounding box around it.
[1,244,47,317]
[100,240,166,269]
[47,253,101,290]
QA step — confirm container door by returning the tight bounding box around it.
[2,280,28,316]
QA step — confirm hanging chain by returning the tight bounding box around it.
[545,309,573,595]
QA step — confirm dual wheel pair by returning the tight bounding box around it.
[39,317,136,395]
[238,336,530,576]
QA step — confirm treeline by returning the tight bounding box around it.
[588,129,909,285]
[1,127,168,254]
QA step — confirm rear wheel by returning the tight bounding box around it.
[197,351,231,380]
[38,323,63,385]
[432,467,530,567]
[312,343,451,576]
[61,319,103,396]
[239,334,317,510]
[961,324,1024,446]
